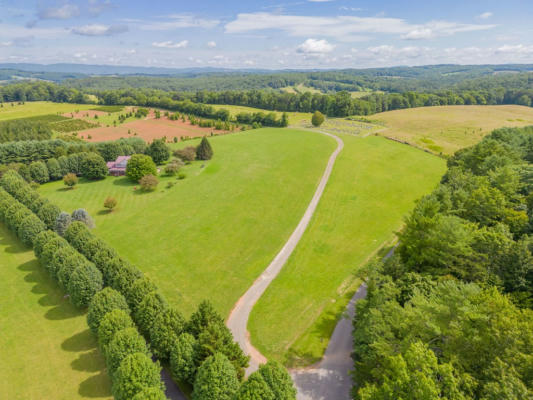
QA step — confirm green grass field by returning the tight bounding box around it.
[248,134,446,366]
[38,128,336,317]
[371,105,533,155]
[211,104,312,126]
[0,101,93,121]
[0,225,111,400]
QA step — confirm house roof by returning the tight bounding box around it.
[107,155,131,171]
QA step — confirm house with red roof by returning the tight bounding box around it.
[106,156,131,176]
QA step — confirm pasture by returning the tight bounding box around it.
[248,134,446,366]
[0,101,93,121]
[372,105,533,155]
[0,225,111,400]
[38,128,336,317]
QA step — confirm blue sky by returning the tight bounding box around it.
[1,0,532,69]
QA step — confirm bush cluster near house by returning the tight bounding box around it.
[352,126,533,400]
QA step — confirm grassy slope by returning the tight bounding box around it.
[248,135,446,366]
[0,101,93,121]
[0,225,111,400]
[38,128,336,317]
[372,105,533,155]
[210,104,312,126]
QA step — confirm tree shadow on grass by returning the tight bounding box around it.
[62,329,96,352]
[45,302,84,320]
[0,228,29,254]
[71,349,104,372]
[78,371,112,398]
[112,177,135,187]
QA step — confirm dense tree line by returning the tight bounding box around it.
[0,136,145,165]
[352,126,533,399]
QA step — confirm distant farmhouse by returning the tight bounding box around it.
[106,156,130,176]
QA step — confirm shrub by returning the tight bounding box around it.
[57,252,89,289]
[33,230,57,259]
[98,309,134,352]
[126,154,157,182]
[64,220,92,249]
[46,158,63,180]
[112,352,163,400]
[196,137,213,161]
[71,209,95,229]
[108,262,143,295]
[145,139,170,165]
[134,291,168,336]
[54,211,72,236]
[149,307,186,360]
[234,373,274,400]
[104,196,117,211]
[311,110,325,127]
[67,263,103,308]
[18,213,46,246]
[88,287,130,334]
[106,327,149,374]
[125,276,157,312]
[187,300,225,338]
[192,353,239,400]
[81,152,108,180]
[29,161,49,184]
[39,235,69,273]
[174,146,196,162]
[63,173,78,189]
[257,361,296,400]
[164,160,183,176]
[139,174,159,191]
[131,387,167,400]
[37,202,61,230]
[4,203,28,231]
[170,333,197,384]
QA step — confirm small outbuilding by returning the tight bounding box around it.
[106,155,131,176]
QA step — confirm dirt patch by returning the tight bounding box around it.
[63,110,108,119]
[80,116,231,142]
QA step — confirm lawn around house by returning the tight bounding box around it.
[0,224,111,400]
[248,134,447,367]
[38,128,336,318]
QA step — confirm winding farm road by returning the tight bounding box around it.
[226,130,344,375]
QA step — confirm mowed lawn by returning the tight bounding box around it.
[372,105,533,155]
[39,128,336,317]
[0,101,93,121]
[248,135,446,366]
[211,104,312,126]
[0,225,111,400]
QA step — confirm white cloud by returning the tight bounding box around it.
[88,0,113,17]
[478,12,493,20]
[207,41,217,48]
[297,38,335,54]
[140,14,219,31]
[225,13,495,42]
[244,60,255,65]
[152,40,188,49]
[71,24,128,36]
[38,4,79,20]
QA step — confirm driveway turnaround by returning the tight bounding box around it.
[226,130,344,375]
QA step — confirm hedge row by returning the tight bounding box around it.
[1,169,297,399]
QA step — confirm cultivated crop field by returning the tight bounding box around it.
[38,128,336,317]
[372,105,533,155]
[0,225,111,400]
[248,134,446,366]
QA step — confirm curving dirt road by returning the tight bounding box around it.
[226,130,344,375]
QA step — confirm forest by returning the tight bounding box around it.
[352,126,533,399]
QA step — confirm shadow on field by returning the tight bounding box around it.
[62,329,96,352]
[112,177,135,187]
[71,349,103,372]
[0,230,28,254]
[78,371,112,398]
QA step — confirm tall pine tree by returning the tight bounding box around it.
[196,137,213,160]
